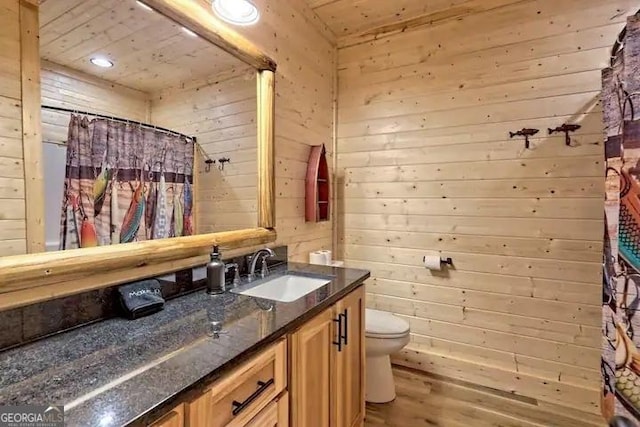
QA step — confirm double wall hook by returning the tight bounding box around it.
[509,128,539,149]
[218,157,231,171]
[548,123,581,146]
[204,159,216,173]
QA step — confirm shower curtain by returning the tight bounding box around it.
[59,115,195,249]
[602,14,640,424]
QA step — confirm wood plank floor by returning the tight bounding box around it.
[365,367,606,427]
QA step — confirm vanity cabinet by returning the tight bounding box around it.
[290,286,366,427]
[147,285,364,427]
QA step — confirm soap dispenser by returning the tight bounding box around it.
[207,245,226,294]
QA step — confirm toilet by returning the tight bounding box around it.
[365,308,410,403]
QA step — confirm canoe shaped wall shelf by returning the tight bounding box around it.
[305,144,330,222]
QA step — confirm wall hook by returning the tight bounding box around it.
[548,123,581,146]
[218,157,231,171]
[509,128,539,149]
[204,159,215,173]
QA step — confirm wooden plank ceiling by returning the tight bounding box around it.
[306,0,523,40]
[39,0,245,92]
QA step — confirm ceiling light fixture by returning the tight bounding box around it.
[136,1,153,11]
[182,27,198,37]
[90,57,114,68]
[212,0,260,26]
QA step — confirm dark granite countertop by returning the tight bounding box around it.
[0,262,369,426]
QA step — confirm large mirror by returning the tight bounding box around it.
[37,0,258,252]
[0,0,275,308]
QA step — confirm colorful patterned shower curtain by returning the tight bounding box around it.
[59,115,195,249]
[602,14,640,424]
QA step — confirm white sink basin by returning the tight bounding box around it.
[232,274,331,302]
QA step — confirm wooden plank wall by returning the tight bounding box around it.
[41,61,150,145]
[0,0,30,257]
[336,0,635,418]
[215,0,337,261]
[150,66,258,233]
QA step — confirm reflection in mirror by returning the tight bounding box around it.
[38,0,258,253]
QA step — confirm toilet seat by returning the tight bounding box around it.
[365,308,410,339]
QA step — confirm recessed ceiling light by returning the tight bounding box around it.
[182,27,198,37]
[136,1,152,11]
[212,0,260,26]
[90,57,114,68]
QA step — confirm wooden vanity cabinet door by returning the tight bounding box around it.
[149,404,184,427]
[333,286,366,427]
[289,307,336,427]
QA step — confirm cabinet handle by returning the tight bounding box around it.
[342,309,348,346]
[231,378,274,416]
[333,316,342,352]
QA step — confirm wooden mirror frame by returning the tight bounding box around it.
[0,0,276,310]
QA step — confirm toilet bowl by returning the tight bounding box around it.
[365,308,410,403]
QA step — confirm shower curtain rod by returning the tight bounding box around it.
[42,104,195,142]
[41,104,214,167]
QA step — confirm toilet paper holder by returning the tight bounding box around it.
[422,255,453,270]
[428,257,453,266]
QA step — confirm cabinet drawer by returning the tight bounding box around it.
[149,404,184,427]
[247,392,289,427]
[188,338,287,427]
[247,401,277,426]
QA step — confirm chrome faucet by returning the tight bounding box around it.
[225,263,241,287]
[248,248,276,281]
